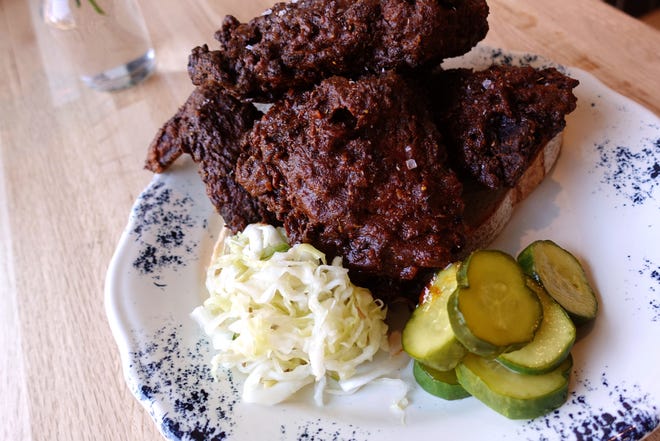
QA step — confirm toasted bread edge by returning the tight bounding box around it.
[463,132,563,253]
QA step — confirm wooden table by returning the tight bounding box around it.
[1,0,659,439]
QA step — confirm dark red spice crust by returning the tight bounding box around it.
[188,0,489,102]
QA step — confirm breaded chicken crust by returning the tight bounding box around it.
[144,82,276,231]
[188,0,489,101]
[236,72,466,281]
[430,65,579,188]
[144,65,579,291]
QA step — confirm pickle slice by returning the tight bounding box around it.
[518,240,598,324]
[456,353,572,419]
[413,361,470,401]
[497,279,576,374]
[448,250,543,358]
[402,263,467,371]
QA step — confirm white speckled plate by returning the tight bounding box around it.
[105,45,660,441]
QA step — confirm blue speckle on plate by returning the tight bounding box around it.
[280,419,372,441]
[594,137,660,206]
[129,181,201,278]
[128,324,240,441]
[638,257,660,321]
[488,47,557,70]
[520,371,659,441]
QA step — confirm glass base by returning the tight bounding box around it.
[81,49,156,92]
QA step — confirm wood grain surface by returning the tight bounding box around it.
[1,0,658,440]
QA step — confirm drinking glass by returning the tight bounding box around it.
[43,0,156,91]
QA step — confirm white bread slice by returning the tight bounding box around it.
[462,132,563,253]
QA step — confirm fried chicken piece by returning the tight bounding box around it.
[236,72,465,281]
[144,82,276,231]
[430,65,579,188]
[189,0,489,101]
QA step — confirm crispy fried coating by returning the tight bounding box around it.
[236,72,465,281]
[188,0,489,101]
[144,82,276,231]
[430,65,579,188]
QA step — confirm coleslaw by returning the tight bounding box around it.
[192,223,406,406]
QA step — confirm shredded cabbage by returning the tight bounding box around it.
[192,223,400,405]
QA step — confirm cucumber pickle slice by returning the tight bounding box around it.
[407,242,597,419]
[448,250,543,358]
[402,263,467,371]
[456,353,572,419]
[518,240,598,324]
[497,279,576,374]
[413,361,470,401]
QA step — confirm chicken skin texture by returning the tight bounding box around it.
[188,0,489,101]
[236,72,466,281]
[144,82,276,231]
[429,65,579,188]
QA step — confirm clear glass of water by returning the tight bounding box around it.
[43,0,156,91]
